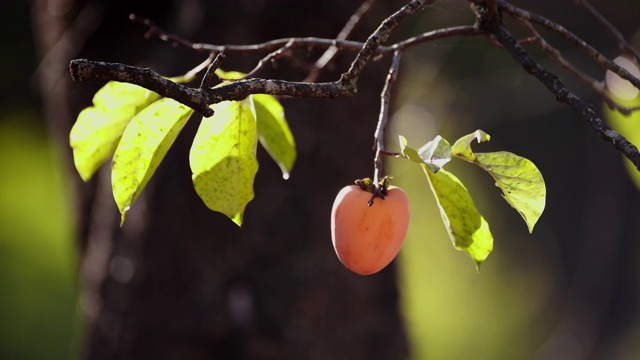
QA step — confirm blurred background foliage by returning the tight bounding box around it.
[1,2,80,360]
[2,0,640,359]
[391,1,640,359]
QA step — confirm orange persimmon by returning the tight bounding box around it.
[331,184,410,275]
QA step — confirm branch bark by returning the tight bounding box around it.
[492,24,640,171]
[69,0,640,171]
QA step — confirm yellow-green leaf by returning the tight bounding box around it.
[212,69,296,180]
[605,104,640,189]
[424,167,493,265]
[452,130,546,233]
[112,98,194,224]
[451,129,490,161]
[190,99,258,226]
[399,135,424,163]
[253,94,296,179]
[602,57,640,190]
[214,68,246,81]
[399,135,451,173]
[70,82,160,181]
[475,152,545,233]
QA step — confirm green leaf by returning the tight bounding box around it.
[603,95,640,191]
[424,167,493,265]
[190,99,259,226]
[70,82,161,181]
[399,135,424,163]
[214,68,246,81]
[166,73,198,85]
[253,94,296,179]
[212,69,296,180]
[452,130,546,233]
[112,98,194,224]
[418,135,452,170]
[451,129,491,161]
[399,135,452,173]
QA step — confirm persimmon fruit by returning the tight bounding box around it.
[331,184,410,275]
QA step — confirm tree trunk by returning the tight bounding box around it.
[33,1,410,359]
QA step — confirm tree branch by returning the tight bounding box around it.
[519,20,640,115]
[70,0,640,175]
[71,0,482,120]
[305,0,377,83]
[69,59,356,117]
[393,26,482,50]
[491,24,640,171]
[69,59,216,117]
[574,0,640,65]
[371,50,403,205]
[344,0,433,84]
[235,39,295,80]
[500,1,640,92]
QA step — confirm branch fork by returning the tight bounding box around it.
[70,0,640,175]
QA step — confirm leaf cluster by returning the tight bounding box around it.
[400,130,546,265]
[70,70,296,226]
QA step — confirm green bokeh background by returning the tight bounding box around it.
[1,3,79,360]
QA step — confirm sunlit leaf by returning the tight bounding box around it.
[451,129,490,161]
[166,72,199,85]
[424,167,493,265]
[604,102,640,190]
[112,98,194,224]
[418,135,452,169]
[214,68,246,81]
[399,135,423,162]
[399,135,451,173]
[452,130,546,233]
[253,94,296,179]
[190,99,258,226]
[603,56,640,191]
[70,82,160,181]
[213,69,295,180]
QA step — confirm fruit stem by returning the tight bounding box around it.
[355,177,389,206]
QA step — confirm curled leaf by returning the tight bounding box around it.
[399,135,452,173]
[452,130,546,232]
[451,129,490,161]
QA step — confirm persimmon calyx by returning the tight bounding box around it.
[354,176,391,206]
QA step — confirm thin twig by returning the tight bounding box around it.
[239,39,295,79]
[345,0,433,84]
[574,0,640,65]
[68,23,476,116]
[370,50,402,205]
[380,150,402,157]
[73,1,479,120]
[186,52,217,82]
[129,14,377,55]
[131,11,480,57]
[500,1,640,92]
[129,14,197,50]
[393,26,482,50]
[520,20,640,115]
[200,53,225,89]
[491,24,640,171]
[305,0,377,82]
